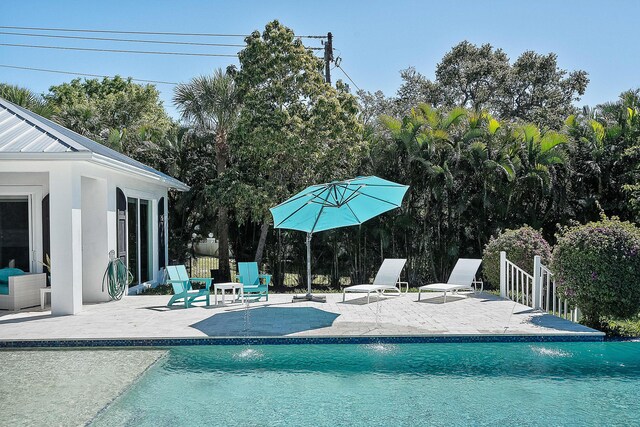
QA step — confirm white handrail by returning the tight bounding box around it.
[500,251,579,322]
[500,253,534,307]
[535,257,578,322]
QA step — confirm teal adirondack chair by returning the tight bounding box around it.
[236,262,270,301]
[166,265,212,308]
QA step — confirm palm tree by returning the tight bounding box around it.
[173,69,240,280]
[0,84,53,118]
[511,124,567,226]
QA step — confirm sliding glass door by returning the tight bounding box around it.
[0,196,30,271]
[125,196,153,284]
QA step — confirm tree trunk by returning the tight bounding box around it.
[216,131,231,281]
[254,221,270,266]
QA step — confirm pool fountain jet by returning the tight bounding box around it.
[375,293,381,329]
[234,295,263,360]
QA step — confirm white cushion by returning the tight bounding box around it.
[419,283,472,291]
[343,284,385,293]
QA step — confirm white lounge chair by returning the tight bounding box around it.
[418,258,482,303]
[342,258,408,303]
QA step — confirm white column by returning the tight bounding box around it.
[81,177,110,303]
[499,251,507,298]
[49,167,83,315]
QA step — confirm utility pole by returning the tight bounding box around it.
[324,32,333,84]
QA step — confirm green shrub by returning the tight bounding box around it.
[482,226,551,288]
[551,217,640,327]
[600,315,640,338]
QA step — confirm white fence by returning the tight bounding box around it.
[500,251,578,322]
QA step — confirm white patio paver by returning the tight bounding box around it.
[0,292,602,341]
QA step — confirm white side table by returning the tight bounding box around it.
[40,287,51,309]
[213,282,244,305]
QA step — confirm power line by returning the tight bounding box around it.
[0,64,178,85]
[0,30,324,50]
[335,64,361,91]
[0,43,239,57]
[0,25,327,39]
[0,31,245,48]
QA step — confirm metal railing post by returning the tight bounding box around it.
[499,251,507,298]
[532,255,542,310]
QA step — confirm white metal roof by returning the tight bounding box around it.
[0,97,189,191]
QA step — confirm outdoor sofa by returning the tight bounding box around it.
[0,268,47,310]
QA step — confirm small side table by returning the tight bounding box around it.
[40,287,51,309]
[213,282,244,305]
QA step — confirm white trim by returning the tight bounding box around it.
[0,152,92,160]
[123,193,157,285]
[164,195,169,268]
[91,154,189,191]
[0,151,188,191]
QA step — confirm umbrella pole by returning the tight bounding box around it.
[292,232,325,303]
[306,232,312,297]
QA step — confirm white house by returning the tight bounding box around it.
[0,97,189,315]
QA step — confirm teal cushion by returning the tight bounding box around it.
[0,283,7,295]
[0,268,25,285]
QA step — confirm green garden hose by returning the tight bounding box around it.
[102,251,133,300]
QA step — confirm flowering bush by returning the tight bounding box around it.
[482,226,552,288]
[551,217,640,327]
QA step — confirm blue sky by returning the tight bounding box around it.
[1,0,639,118]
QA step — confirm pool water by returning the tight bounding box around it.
[90,341,640,426]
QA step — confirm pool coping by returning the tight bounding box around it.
[0,332,605,348]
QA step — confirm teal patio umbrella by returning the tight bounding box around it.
[269,176,409,302]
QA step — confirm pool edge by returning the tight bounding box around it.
[0,333,605,348]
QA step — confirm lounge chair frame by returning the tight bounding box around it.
[342,258,408,304]
[418,258,482,303]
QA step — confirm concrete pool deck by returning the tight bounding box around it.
[0,291,603,345]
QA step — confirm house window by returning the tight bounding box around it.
[0,196,30,271]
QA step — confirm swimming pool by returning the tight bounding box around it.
[90,341,640,426]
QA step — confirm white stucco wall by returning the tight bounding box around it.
[81,176,109,303]
[0,158,171,315]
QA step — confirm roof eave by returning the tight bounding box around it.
[0,152,92,160]
[90,154,190,191]
[0,152,190,191]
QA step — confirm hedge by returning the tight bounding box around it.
[482,226,551,288]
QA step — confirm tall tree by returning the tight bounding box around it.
[435,42,511,111]
[46,76,172,155]
[173,69,240,280]
[359,41,589,130]
[229,20,364,274]
[498,51,589,128]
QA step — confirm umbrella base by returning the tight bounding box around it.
[292,293,326,303]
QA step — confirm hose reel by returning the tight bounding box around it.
[102,250,133,300]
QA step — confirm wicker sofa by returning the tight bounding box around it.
[0,269,47,311]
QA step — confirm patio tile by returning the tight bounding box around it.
[0,292,603,341]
